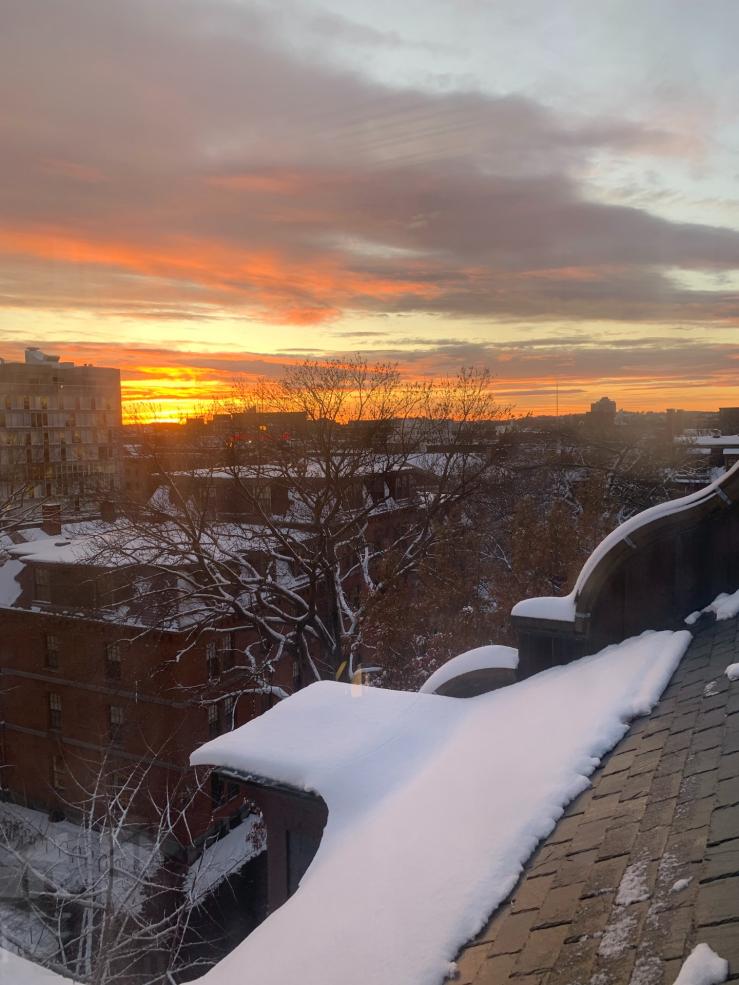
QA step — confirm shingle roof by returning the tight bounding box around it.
[454,613,739,985]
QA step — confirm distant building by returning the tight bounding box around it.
[719,406,739,436]
[588,396,617,424]
[0,347,121,508]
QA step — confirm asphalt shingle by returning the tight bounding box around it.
[455,614,739,985]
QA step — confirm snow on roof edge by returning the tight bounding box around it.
[419,644,518,694]
[512,460,739,624]
[188,629,692,985]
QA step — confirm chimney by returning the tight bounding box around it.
[100,499,117,522]
[41,503,62,537]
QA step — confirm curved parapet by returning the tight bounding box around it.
[512,461,739,676]
[419,644,518,697]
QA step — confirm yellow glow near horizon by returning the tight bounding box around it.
[2,307,738,423]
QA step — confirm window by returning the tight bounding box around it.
[206,640,220,681]
[255,483,271,513]
[45,634,60,669]
[223,695,236,731]
[210,771,225,804]
[51,755,65,791]
[105,641,121,680]
[34,566,51,602]
[222,632,234,671]
[207,703,220,739]
[48,692,62,730]
[23,395,30,410]
[109,705,124,744]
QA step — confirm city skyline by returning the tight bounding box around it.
[2,1,739,420]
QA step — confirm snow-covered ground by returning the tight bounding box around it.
[419,643,518,694]
[0,802,157,966]
[191,629,691,985]
[0,802,155,911]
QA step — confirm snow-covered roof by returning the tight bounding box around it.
[190,629,690,985]
[512,460,739,624]
[451,613,739,982]
[8,536,93,566]
[186,816,265,903]
[175,457,421,483]
[677,434,739,447]
[5,517,309,571]
[419,644,518,695]
[0,558,24,606]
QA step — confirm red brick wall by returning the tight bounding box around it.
[0,607,294,840]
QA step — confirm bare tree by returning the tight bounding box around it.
[0,752,264,984]
[95,358,508,684]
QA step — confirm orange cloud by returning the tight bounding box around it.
[206,171,307,195]
[0,224,442,325]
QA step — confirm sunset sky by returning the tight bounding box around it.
[1,0,738,420]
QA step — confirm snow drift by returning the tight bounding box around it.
[191,629,691,985]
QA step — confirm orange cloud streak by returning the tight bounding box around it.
[0,225,442,324]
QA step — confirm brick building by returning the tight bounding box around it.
[0,448,433,851]
[0,518,293,844]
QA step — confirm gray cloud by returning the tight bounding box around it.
[1,0,739,326]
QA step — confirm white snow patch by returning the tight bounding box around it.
[511,594,576,622]
[704,680,720,697]
[629,954,664,985]
[599,908,639,960]
[671,877,692,893]
[513,461,739,624]
[0,948,77,983]
[186,816,265,903]
[673,944,728,985]
[724,663,739,682]
[0,559,24,606]
[420,644,518,694]
[616,854,651,905]
[685,589,739,625]
[0,803,156,919]
[191,629,690,985]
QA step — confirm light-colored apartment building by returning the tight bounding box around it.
[0,347,121,507]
